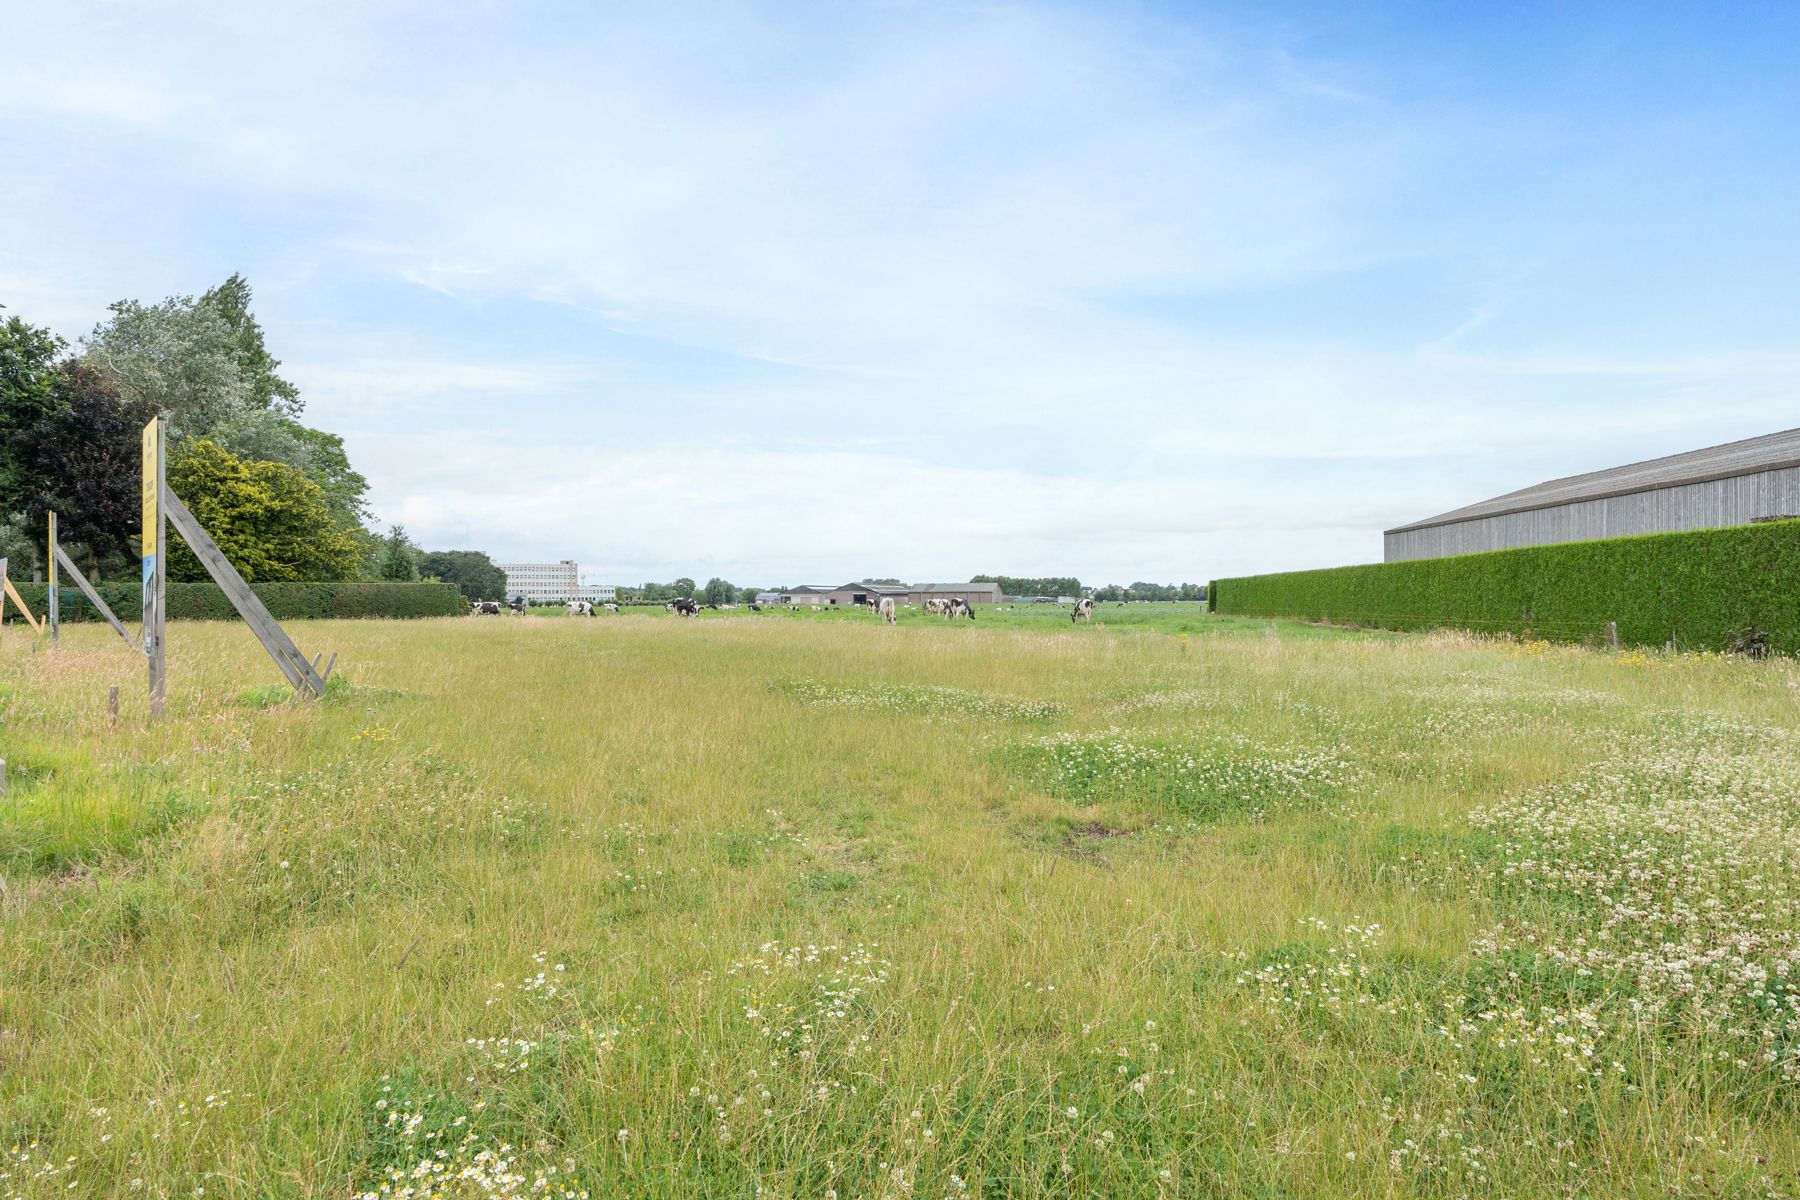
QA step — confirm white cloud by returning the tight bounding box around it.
[3,2,1794,582]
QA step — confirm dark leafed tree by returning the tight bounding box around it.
[0,310,68,516]
[9,361,159,576]
[671,576,697,598]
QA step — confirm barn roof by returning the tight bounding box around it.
[1387,427,1800,535]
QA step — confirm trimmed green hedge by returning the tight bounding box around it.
[6,580,464,623]
[1210,519,1800,653]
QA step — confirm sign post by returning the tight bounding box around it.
[47,511,58,645]
[143,415,166,718]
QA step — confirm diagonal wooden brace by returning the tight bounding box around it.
[52,545,138,649]
[162,487,329,698]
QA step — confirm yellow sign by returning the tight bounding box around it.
[141,416,160,562]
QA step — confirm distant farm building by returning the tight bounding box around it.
[1385,427,1800,562]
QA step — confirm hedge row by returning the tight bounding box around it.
[1209,519,1800,654]
[6,580,465,622]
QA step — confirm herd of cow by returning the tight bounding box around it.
[472,594,1101,623]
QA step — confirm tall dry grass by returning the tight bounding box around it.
[2,613,1798,1197]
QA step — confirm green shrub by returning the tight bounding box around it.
[1211,519,1800,653]
[7,580,463,622]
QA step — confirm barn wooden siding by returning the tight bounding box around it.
[1385,464,1800,562]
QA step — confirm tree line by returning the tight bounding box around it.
[1088,582,1208,602]
[973,576,1207,601]
[621,578,762,605]
[0,281,509,598]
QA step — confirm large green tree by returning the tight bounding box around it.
[418,550,507,602]
[81,281,370,531]
[200,273,302,417]
[83,295,249,439]
[165,439,361,582]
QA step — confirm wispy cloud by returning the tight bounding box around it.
[3,2,1796,580]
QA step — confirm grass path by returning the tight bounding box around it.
[4,614,1799,1197]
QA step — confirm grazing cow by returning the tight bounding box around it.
[566,599,595,617]
[671,597,700,618]
[1072,598,1095,623]
[947,597,974,620]
[923,597,946,616]
[603,602,619,613]
[473,600,504,616]
[875,596,897,625]
[506,595,527,616]
[748,603,762,612]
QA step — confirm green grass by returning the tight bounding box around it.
[2,614,1798,1197]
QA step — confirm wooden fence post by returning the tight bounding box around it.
[47,512,58,646]
[142,415,166,718]
[1607,621,1619,652]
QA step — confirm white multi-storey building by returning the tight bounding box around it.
[497,560,580,603]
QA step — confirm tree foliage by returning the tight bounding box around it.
[0,283,377,581]
[9,361,159,574]
[83,295,249,438]
[419,550,508,602]
[200,273,302,417]
[166,439,362,583]
[973,575,1082,598]
[377,525,421,581]
[0,310,67,516]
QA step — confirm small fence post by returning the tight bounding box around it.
[108,685,120,729]
[1606,621,1619,652]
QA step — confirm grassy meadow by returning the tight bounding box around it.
[3,606,1800,1197]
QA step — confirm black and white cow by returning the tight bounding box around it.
[1072,598,1095,623]
[671,597,700,618]
[473,600,504,616]
[602,602,619,613]
[947,597,974,620]
[506,595,527,615]
[566,599,595,617]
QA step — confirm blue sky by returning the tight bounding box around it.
[4,1,1796,586]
